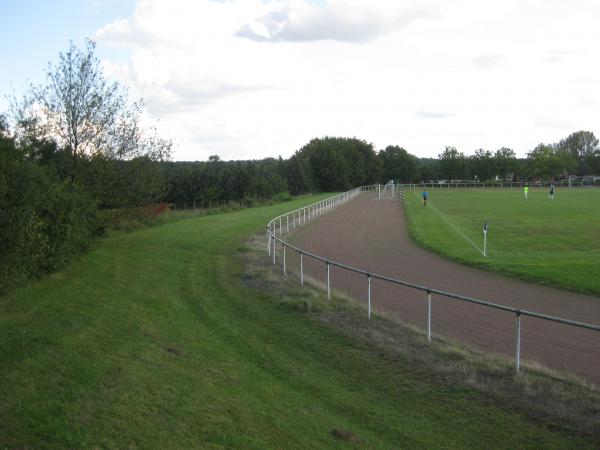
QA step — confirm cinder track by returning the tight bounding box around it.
[288,194,600,385]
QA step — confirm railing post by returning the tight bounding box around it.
[300,252,304,285]
[279,217,282,235]
[283,244,286,275]
[286,215,289,232]
[367,274,371,318]
[327,262,331,299]
[267,226,271,256]
[515,311,521,372]
[427,290,432,341]
[272,238,276,264]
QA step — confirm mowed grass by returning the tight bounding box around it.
[404,187,600,296]
[0,194,595,448]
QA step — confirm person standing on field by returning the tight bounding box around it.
[524,185,529,199]
[549,183,555,200]
[422,189,429,206]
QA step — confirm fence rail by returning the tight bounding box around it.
[266,185,600,373]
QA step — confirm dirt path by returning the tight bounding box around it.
[287,194,600,385]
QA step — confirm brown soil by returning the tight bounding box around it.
[286,194,600,386]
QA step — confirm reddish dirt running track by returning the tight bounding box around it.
[286,194,600,385]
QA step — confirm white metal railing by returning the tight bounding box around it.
[403,181,590,189]
[266,184,600,374]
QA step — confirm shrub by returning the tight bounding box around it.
[0,137,97,293]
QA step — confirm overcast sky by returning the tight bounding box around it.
[2,0,600,161]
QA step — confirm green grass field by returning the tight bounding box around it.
[1,194,597,448]
[404,187,600,296]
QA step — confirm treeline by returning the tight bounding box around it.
[163,131,600,204]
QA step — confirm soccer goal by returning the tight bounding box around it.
[377,181,399,200]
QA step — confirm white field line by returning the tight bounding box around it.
[426,200,484,256]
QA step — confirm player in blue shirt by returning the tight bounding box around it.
[422,189,429,206]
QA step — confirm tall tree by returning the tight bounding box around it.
[438,146,466,181]
[494,147,518,181]
[10,40,171,164]
[378,145,418,183]
[556,131,599,175]
[468,149,494,181]
[527,143,572,180]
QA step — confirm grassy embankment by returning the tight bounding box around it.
[404,187,600,296]
[1,193,597,448]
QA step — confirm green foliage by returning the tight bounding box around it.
[163,158,288,204]
[296,137,382,191]
[528,143,574,180]
[438,146,467,180]
[378,145,418,183]
[78,156,167,209]
[557,131,600,175]
[0,134,96,293]
[493,147,518,180]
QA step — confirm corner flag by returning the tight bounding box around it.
[482,222,488,257]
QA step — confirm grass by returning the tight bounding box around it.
[404,187,600,296]
[1,193,598,448]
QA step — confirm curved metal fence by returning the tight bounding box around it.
[266,185,600,373]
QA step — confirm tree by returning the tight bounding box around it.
[378,145,418,183]
[295,137,381,191]
[438,146,466,180]
[468,149,494,181]
[493,147,517,181]
[556,131,599,175]
[527,143,569,180]
[10,40,171,165]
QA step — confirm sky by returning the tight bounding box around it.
[2,0,600,161]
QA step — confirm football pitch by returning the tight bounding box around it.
[404,187,600,296]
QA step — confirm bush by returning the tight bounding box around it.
[97,203,170,234]
[0,137,97,293]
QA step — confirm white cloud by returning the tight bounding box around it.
[235,1,437,43]
[94,0,600,161]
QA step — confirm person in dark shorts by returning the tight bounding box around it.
[422,189,429,206]
[549,183,555,200]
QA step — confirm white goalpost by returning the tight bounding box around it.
[378,181,398,200]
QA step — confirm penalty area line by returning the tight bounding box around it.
[426,201,484,256]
